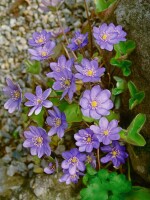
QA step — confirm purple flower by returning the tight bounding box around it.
[40,0,62,12]
[47,55,74,78]
[80,85,113,119]
[75,58,105,82]
[85,153,96,168]
[24,86,53,116]
[28,30,52,47]
[101,141,128,168]
[28,41,55,61]
[68,31,88,51]
[59,169,83,184]
[46,106,68,138]
[3,78,22,113]
[74,128,100,153]
[23,126,51,158]
[93,23,126,51]
[61,148,86,175]
[90,117,121,145]
[52,69,76,101]
[44,158,58,174]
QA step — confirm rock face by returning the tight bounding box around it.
[0,160,80,200]
[115,0,150,183]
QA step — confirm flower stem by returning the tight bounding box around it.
[97,148,100,170]
[127,158,131,181]
[56,9,77,60]
[83,0,93,56]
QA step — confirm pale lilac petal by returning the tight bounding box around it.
[43,100,53,108]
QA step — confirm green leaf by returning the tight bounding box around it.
[77,53,83,63]
[119,114,146,146]
[94,0,117,13]
[128,81,138,96]
[112,76,127,95]
[128,81,145,109]
[25,60,41,74]
[114,40,136,57]
[64,103,82,123]
[82,174,89,186]
[125,187,150,200]
[80,169,131,200]
[86,164,97,176]
[106,110,120,121]
[82,115,94,123]
[110,58,132,76]
[30,109,44,127]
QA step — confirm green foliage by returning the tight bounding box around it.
[110,40,136,76]
[114,40,136,58]
[82,115,94,123]
[112,76,127,95]
[125,186,150,200]
[30,109,45,127]
[128,81,145,110]
[106,110,120,121]
[63,103,82,123]
[77,52,83,63]
[80,168,132,200]
[110,58,132,76]
[94,0,117,13]
[25,60,41,74]
[119,113,146,146]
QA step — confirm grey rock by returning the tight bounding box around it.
[115,0,150,182]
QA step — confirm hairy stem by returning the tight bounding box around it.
[56,9,77,60]
[83,0,93,56]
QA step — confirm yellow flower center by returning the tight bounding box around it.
[91,101,97,108]
[103,130,109,135]
[87,136,92,143]
[86,155,92,163]
[36,137,43,145]
[41,51,47,57]
[13,90,20,99]
[102,34,107,40]
[86,70,94,76]
[37,37,44,43]
[112,150,118,157]
[55,118,61,127]
[64,79,70,86]
[71,157,78,163]
[37,99,42,104]
[75,38,82,45]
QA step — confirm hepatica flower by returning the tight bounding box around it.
[80,85,113,119]
[52,69,76,101]
[46,106,68,138]
[75,58,105,82]
[93,23,126,51]
[47,55,74,78]
[28,41,55,61]
[23,126,51,158]
[101,141,128,168]
[74,128,99,153]
[86,153,96,168]
[3,78,22,113]
[28,30,52,47]
[90,117,121,145]
[68,31,88,51]
[59,169,83,184]
[44,158,58,174]
[25,86,53,116]
[61,148,86,175]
